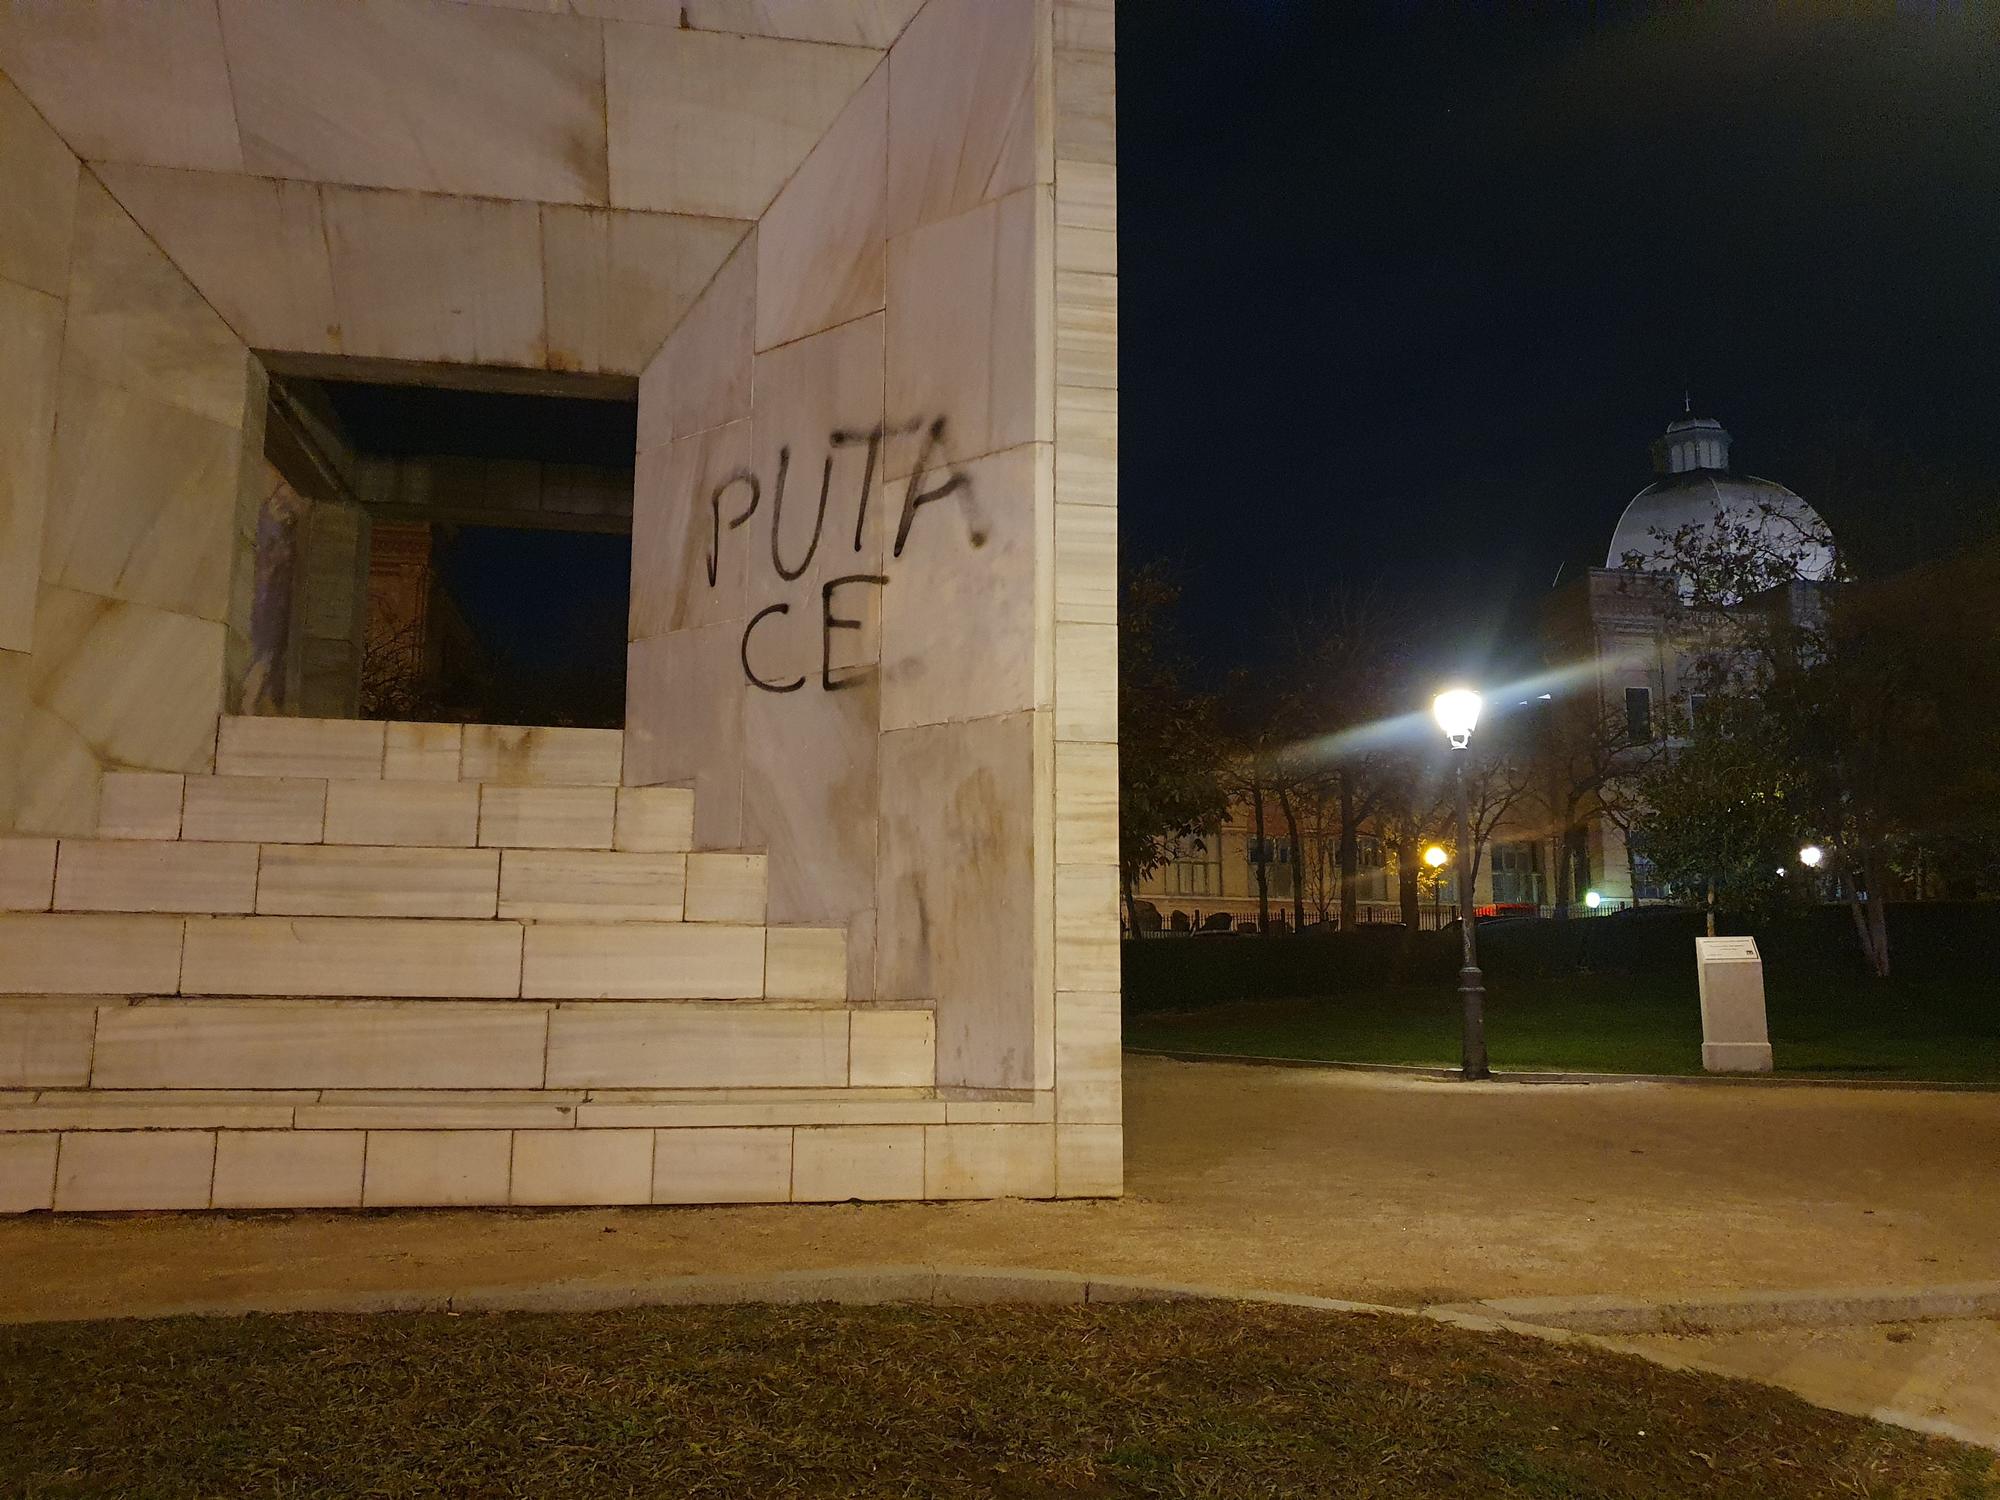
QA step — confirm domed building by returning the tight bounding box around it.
[1605,416,1835,593]
[1520,412,1837,908]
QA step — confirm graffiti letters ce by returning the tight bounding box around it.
[709,417,982,693]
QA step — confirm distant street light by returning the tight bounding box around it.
[1423,844,1449,931]
[1798,844,1825,869]
[1584,889,1603,910]
[1432,688,1490,1080]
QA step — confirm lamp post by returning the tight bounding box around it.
[1432,688,1490,1080]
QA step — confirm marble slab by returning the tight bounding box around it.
[478,786,618,850]
[524,922,763,999]
[53,838,258,915]
[651,1125,792,1204]
[219,0,608,204]
[0,839,56,912]
[94,164,342,355]
[54,1130,216,1212]
[324,780,480,847]
[322,186,547,368]
[545,1003,848,1087]
[885,187,1050,479]
[0,913,185,995]
[0,2,243,173]
[0,72,79,299]
[61,176,252,430]
[29,586,229,777]
[180,916,525,999]
[96,772,185,840]
[605,23,879,219]
[462,725,623,786]
[217,716,384,780]
[93,1000,549,1089]
[614,786,696,854]
[40,370,246,624]
[924,1121,1054,1198]
[674,0,925,48]
[623,626,744,850]
[879,442,1050,731]
[362,1129,513,1207]
[257,845,500,919]
[884,0,1048,237]
[543,205,748,376]
[382,722,461,782]
[511,1129,654,1206]
[212,1130,366,1209]
[0,280,62,653]
[499,849,685,922]
[876,713,1043,1090]
[791,1123,923,1200]
[638,230,755,448]
[755,63,887,352]
[182,776,327,845]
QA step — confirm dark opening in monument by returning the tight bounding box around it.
[248,367,635,729]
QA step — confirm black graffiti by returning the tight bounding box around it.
[769,446,833,583]
[894,418,976,557]
[706,472,761,587]
[821,574,888,692]
[741,601,806,694]
[719,416,978,693]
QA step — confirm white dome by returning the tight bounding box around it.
[1606,416,1835,585]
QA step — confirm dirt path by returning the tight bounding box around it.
[5,1058,1996,1321]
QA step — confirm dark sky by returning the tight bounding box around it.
[1118,1,2000,679]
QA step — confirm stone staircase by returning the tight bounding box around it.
[0,718,1049,1213]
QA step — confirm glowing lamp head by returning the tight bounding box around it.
[1798,844,1825,869]
[1584,890,1602,910]
[1423,844,1449,869]
[1432,688,1483,750]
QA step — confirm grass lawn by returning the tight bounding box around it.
[1126,971,2000,1081]
[2,1302,1994,1498]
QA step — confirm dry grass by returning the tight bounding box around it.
[2,1301,1994,1498]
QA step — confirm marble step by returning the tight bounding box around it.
[0,1076,1018,1132]
[0,910,839,1001]
[0,998,933,1093]
[5,838,743,923]
[212,717,624,787]
[90,774,694,853]
[1,1114,1062,1212]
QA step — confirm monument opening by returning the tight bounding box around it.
[246,368,635,728]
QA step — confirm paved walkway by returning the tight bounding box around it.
[5,1057,1997,1439]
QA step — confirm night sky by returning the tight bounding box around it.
[1118,2,2000,680]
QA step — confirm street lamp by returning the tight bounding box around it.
[1798,844,1824,869]
[1584,889,1603,910]
[1432,688,1490,1080]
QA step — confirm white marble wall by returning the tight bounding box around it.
[0,77,262,835]
[626,0,1119,1126]
[0,0,912,380]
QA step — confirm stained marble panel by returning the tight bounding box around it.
[742,671,878,929]
[624,625,744,849]
[755,64,887,352]
[542,206,748,376]
[0,73,79,299]
[885,187,1050,479]
[1054,45,1116,166]
[93,164,341,355]
[605,23,879,219]
[629,420,753,641]
[29,585,227,777]
[638,230,755,449]
[876,712,1044,1089]
[323,187,546,368]
[880,443,1050,732]
[1054,385,1116,508]
[218,0,608,204]
[0,281,62,654]
[62,176,254,430]
[884,0,1048,237]
[0,1,243,173]
[40,371,245,624]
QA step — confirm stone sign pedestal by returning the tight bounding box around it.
[1695,936,1773,1073]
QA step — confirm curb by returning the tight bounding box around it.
[13,1264,1995,1454]
[1442,1281,2000,1336]
[1126,1047,2000,1091]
